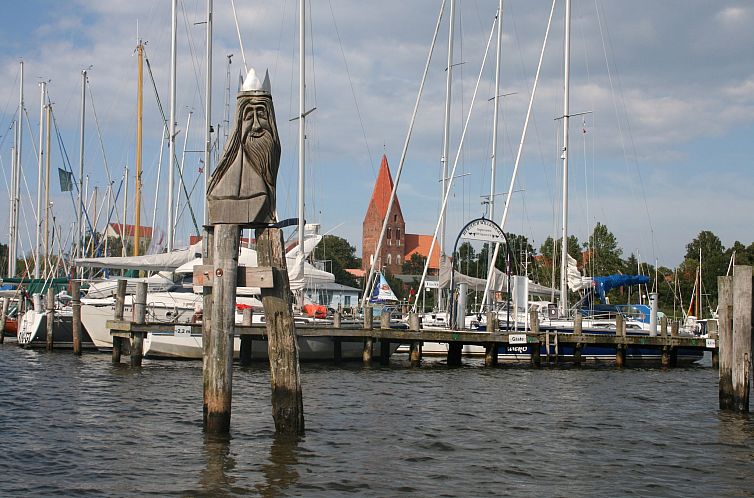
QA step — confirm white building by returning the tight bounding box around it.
[305,282,361,309]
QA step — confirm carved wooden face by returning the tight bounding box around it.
[243,103,271,139]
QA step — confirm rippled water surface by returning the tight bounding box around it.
[2,343,754,497]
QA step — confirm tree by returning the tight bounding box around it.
[585,222,623,276]
[312,235,360,287]
[537,235,581,287]
[402,253,426,274]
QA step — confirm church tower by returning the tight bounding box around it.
[362,155,405,275]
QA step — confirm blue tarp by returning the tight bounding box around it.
[593,274,650,303]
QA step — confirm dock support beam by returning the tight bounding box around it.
[615,314,625,368]
[131,282,147,367]
[256,225,304,435]
[362,306,373,364]
[71,280,81,355]
[240,308,253,366]
[380,340,390,366]
[708,319,719,369]
[112,280,126,363]
[204,224,239,434]
[409,312,421,367]
[718,275,734,410]
[447,342,462,366]
[46,287,54,351]
[731,265,751,412]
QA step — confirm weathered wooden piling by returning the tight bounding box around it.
[660,315,668,338]
[112,280,126,364]
[131,282,147,367]
[718,275,733,410]
[46,287,55,351]
[731,265,751,412]
[661,346,670,368]
[379,340,391,366]
[362,306,374,364]
[615,314,626,367]
[447,343,463,366]
[0,297,7,344]
[408,312,422,367]
[256,226,304,435]
[484,343,498,367]
[333,311,341,329]
[529,309,541,367]
[71,280,82,355]
[240,307,253,366]
[203,224,240,433]
[671,320,678,338]
[380,310,390,330]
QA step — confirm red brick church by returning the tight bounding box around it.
[362,155,439,275]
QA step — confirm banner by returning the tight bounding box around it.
[58,168,73,192]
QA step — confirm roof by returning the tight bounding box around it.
[364,155,403,221]
[345,268,366,278]
[404,234,440,269]
[108,223,153,238]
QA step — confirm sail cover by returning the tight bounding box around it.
[370,273,398,303]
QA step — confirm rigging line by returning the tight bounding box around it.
[179,0,207,119]
[593,0,656,261]
[272,0,288,80]
[326,0,374,175]
[144,50,201,235]
[85,82,115,189]
[0,67,19,141]
[229,0,248,73]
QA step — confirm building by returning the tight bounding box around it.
[105,223,153,247]
[304,282,361,310]
[362,155,440,276]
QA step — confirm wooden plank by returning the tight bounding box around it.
[718,275,733,410]
[193,265,274,289]
[732,265,752,412]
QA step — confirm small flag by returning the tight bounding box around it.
[58,168,73,192]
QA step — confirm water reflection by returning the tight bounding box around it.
[199,434,238,497]
[255,435,302,498]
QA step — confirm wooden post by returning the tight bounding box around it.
[573,313,582,366]
[380,310,390,330]
[708,319,719,368]
[201,227,215,424]
[531,343,541,367]
[240,307,253,366]
[529,309,540,367]
[46,287,55,351]
[408,312,421,367]
[671,320,679,338]
[718,275,733,410]
[545,331,551,364]
[256,226,304,435]
[379,340,390,365]
[131,281,147,367]
[333,338,342,364]
[486,311,496,332]
[0,297,7,344]
[112,280,127,364]
[204,224,240,434]
[484,343,497,367]
[447,342,463,366]
[362,306,374,364]
[615,313,625,367]
[661,346,670,368]
[333,311,341,329]
[554,331,560,364]
[660,316,668,338]
[731,265,752,412]
[71,280,81,355]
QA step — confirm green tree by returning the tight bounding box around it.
[312,235,360,287]
[537,235,581,288]
[402,253,426,274]
[585,222,623,276]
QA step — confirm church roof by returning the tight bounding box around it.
[404,234,440,270]
[365,155,403,221]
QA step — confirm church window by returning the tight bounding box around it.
[387,227,392,239]
[387,254,392,265]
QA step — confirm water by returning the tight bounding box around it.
[2,344,754,497]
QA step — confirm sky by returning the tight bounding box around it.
[0,0,752,270]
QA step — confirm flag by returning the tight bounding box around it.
[58,168,73,192]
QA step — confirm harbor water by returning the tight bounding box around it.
[2,344,754,496]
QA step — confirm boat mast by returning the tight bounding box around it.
[297,0,306,307]
[134,41,144,256]
[9,61,23,277]
[122,166,128,257]
[77,69,86,279]
[34,81,46,278]
[487,0,503,302]
[204,0,213,226]
[44,102,51,275]
[558,0,571,317]
[167,0,177,252]
[440,0,456,263]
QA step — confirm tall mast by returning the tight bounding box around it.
[9,61,23,277]
[77,69,86,279]
[440,0,456,258]
[558,0,571,317]
[134,41,144,256]
[34,81,47,278]
[122,166,128,257]
[487,0,503,289]
[204,0,213,225]
[8,146,14,276]
[167,0,178,252]
[297,0,306,304]
[44,103,51,275]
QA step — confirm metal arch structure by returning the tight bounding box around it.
[449,216,513,330]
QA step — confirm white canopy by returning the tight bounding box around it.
[439,255,560,298]
[75,243,203,271]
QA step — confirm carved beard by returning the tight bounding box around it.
[241,126,279,200]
